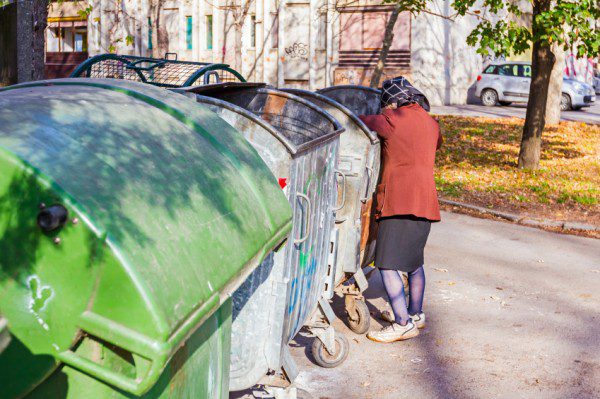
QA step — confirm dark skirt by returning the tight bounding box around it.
[375,215,431,272]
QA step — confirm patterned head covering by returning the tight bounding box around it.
[380,76,429,110]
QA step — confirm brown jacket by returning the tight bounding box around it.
[360,103,442,222]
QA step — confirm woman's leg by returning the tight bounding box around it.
[407,266,426,315]
[380,268,411,326]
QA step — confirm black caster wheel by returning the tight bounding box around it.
[347,298,370,334]
[311,331,349,368]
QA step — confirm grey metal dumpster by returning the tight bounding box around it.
[0,78,292,399]
[281,89,380,334]
[179,83,348,389]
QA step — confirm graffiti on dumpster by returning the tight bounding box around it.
[287,247,318,334]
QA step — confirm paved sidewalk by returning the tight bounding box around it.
[431,102,600,125]
[289,212,600,399]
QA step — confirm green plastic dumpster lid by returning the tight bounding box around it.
[0,79,292,395]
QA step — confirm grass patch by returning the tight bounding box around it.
[435,116,600,224]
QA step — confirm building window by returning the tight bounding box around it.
[338,9,411,68]
[74,28,87,52]
[250,15,256,48]
[148,17,153,50]
[270,12,278,49]
[186,16,193,49]
[46,21,87,53]
[206,15,213,50]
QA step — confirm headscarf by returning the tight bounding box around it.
[380,76,430,111]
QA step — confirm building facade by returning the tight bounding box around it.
[51,0,489,104]
[45,1,89,78]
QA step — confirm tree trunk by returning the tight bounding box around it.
[234,21,242,73]
[544,42,564,125]
[16,0,47,82]
[369,4,401,88]
[517,0,554,170]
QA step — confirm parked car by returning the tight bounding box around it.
[475,61,596,111]
[593,71,600,95]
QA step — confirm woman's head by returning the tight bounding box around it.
[380,76,422,110]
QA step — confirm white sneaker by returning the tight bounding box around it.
[367,321,419,343]
[410,312,426,329]
[380,310,426,329]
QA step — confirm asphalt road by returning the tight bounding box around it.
[431,101,600,125]
[288,212,600,399]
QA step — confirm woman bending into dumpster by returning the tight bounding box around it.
[359,76,442,343]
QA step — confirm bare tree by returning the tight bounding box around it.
[213,0,255,72]
[369,4,401,88]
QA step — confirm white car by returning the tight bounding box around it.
[475,62,596,111]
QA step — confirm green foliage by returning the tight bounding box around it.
[453,0,600,57]
[126,35,134,46]
[77,5,93,19]
[467,20,532,55]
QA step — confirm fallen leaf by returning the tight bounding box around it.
[448,282,456,286]
[362,381,371,387]
[496,287,504,290]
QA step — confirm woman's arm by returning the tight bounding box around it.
[359,114,391,139]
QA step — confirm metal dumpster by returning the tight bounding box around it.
[70,53,246,87]
[0,78,292,398]
[316,85,383,272]
[281,88,380,335]
[178,83,347,389]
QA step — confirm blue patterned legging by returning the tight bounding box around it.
[379,266,426,326]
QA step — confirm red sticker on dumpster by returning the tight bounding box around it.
[278,178,288,189]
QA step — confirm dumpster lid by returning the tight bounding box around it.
[181,82,344,154]
[318,84,430,113]
[317,85,382,115]
[281,88,379,144]
[184,93,300,155]
[0,78,292,336]
[70,53,246,87]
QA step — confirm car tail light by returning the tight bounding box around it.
[477,75,482,81]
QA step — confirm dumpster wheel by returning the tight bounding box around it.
[346,298,370,334]
[311,331,349,368]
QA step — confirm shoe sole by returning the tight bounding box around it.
[367,328,420,343]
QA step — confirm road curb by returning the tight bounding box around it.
[439,198,600,232]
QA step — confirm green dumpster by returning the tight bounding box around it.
[0,79,292,398]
